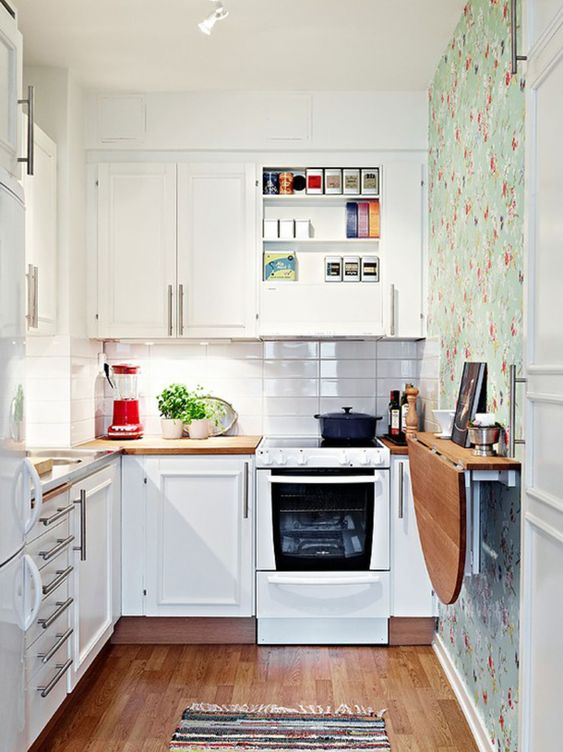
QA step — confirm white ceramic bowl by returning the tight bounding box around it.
[433,409,455,437]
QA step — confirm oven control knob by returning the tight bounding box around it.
[297,452,307,466]
[360,451,371,466]
[261,450,272,465]
[276,451,287,466]
[339,451,349,466]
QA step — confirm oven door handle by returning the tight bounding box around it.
[267,574,381,586]
[267,473,384,485]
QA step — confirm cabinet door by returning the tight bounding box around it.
[177,163,257,338]
[145,456,253,617]
[97,163,177,338]
[23,119,57,335]
[70,465,115,689]
[391,458,434,616]
[383,162,424,338]
[0,5,22,177]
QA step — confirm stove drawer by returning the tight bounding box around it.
[256,571,390,619]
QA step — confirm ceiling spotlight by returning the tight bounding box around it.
[198,0,229,35]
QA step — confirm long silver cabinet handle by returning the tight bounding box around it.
[37,659,73,698]
[168,284,173,336]
[33,266,39,328]
[18,85,35,175]
[389,284,396,336]
[39,535,75,562]
[178,284,184,335]
[38,597,74,630]
[510,0,527,75]
[398,462,405,519]
[73,490,87,561]
[42,566,74,597]
[26,264,35,328]
[508,364,526,457]
[243,462,249,519]
[37,628,73,665]
[40,504,74,527]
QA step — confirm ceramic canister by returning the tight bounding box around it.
[263,171,279,195]
[279,171,294,195]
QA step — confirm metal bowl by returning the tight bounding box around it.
[468,426,501,456]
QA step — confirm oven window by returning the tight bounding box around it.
[271,471,374,571]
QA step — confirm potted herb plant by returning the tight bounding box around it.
[181,386,211,439]
[157,384,190,439]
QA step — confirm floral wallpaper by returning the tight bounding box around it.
[428,1,524,750]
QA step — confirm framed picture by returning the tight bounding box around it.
[306,168,324,194]
[361,168,380,196]
[324,168,343,195]
[451,362,488,447]
[343,168,361,195]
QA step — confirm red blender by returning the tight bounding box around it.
[104,363,144,439]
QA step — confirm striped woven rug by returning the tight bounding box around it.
[170,703,390,750]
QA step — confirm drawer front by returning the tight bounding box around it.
[26,517,73,571]
[28,488,73,543]
[26,579,72,648]
[256,571,390,619]
[26,637,71,747]
[26,613,73,681]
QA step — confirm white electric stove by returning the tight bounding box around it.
[256,436,391,645]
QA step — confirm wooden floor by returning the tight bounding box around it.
[39,644,478,752]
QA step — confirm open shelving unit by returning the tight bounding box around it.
[259,166,385,337]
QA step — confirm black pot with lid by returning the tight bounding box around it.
[314,406,380,441]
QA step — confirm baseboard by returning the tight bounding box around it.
[388,617,436,645]
[433,634,495,752]
[111,616,257,644]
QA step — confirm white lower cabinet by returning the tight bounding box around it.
[69,463,118,689]
[390,457,435,617]
[122,455,254,617]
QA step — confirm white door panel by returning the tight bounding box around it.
[97,163,177,338]
[521,11,563,750]
[0,6,22,176]
[0,553,26,752]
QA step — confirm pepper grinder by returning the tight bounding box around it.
[405,384,420,439]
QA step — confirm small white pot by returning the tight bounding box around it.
[188,419,210,440]
[161,418,184,440]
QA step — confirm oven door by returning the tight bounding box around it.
[256,469,389,572]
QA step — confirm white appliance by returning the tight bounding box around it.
[0,167,43,752]
[256,437,390,645]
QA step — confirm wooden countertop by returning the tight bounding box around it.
[81,436,262,455]
[408,432,521,471]
[379,437,409,455]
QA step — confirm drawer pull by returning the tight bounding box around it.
[38,598,74,630]
[37,628,73,664]
[40,505,74,527]
[39,535,75,562]
[42,566,74,597]
[267,574,381,586]
[37,659,72,698]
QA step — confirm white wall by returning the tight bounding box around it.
[101,339,426,437]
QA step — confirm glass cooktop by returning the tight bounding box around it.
[262,436,384,450]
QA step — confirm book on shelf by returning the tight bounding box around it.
[346,202,358,238]
[264,252,297,281]
[358,202,369,238]
[368,200,380,238]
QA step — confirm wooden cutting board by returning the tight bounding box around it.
[30,456,54,476]
[407,436,467,605]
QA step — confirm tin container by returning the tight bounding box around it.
[468,425,501,456]
[279,171,294,194]
[263,171,279,195]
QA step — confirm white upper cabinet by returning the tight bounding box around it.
[96,163,177,338]
[0,2,22,177]
[177,163,257,339]
[23,119,57,335]
[383,161,425,339]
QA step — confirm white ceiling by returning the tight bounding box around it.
[13,0,465,92]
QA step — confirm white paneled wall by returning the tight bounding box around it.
[103,340,426,437]
[26,335,102,447]
[417,337,441,432]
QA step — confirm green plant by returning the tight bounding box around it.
[157,383,190,420]
[180,385,209,424]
